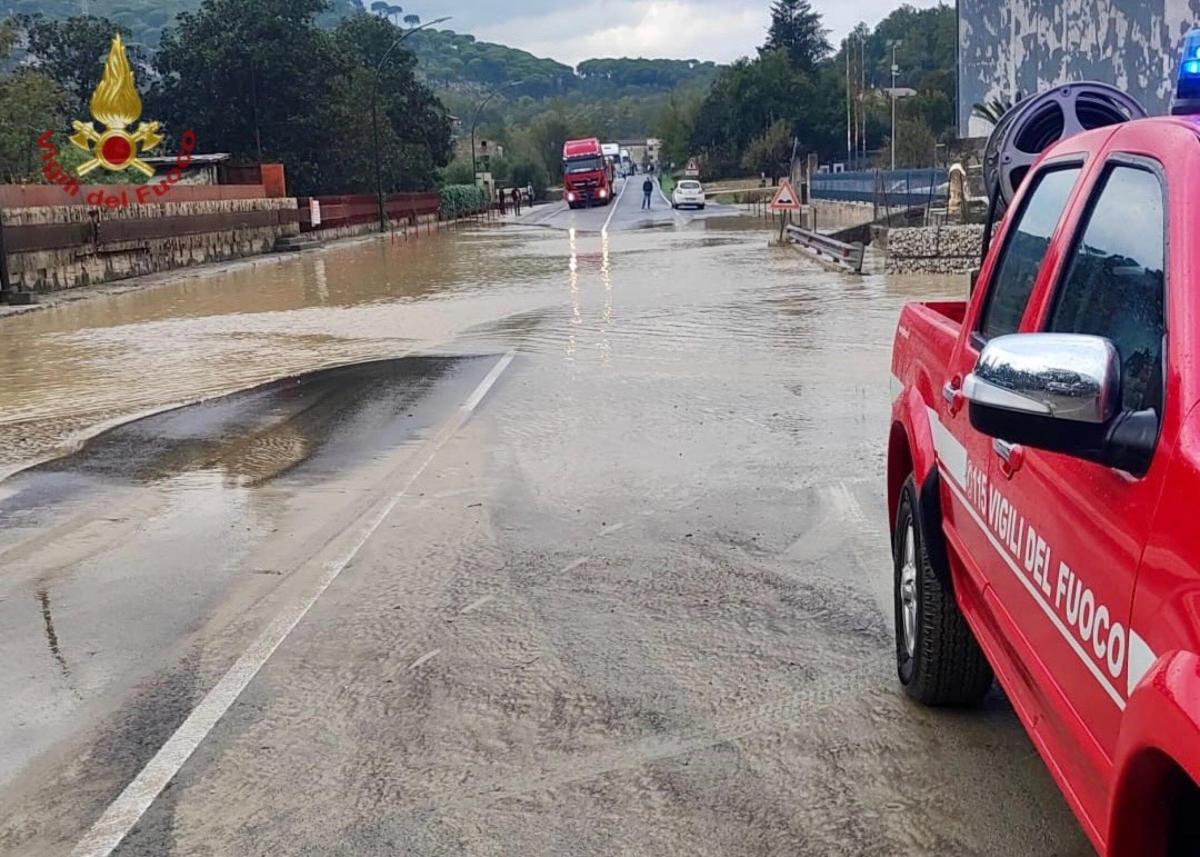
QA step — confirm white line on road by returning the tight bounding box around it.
[560,557,589,574]
[656,179,673,208]
[69,350,518,857]
[601,177,630,234]
[602,522,628,536]
[460,594,494,614]
[409,649,441,671]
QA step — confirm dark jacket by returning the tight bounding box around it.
[642,179,653,194]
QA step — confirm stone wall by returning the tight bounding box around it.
[885,224,985,274]
[5,197,299,292]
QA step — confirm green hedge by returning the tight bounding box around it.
[440,185,489,219]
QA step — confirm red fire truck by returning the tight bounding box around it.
[887,30,1200,856]
[562,138,614,209]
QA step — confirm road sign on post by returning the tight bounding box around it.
[684,158,700,177]
[768,179,801,212]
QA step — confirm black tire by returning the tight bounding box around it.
[894,475,993,706]
[699,204,706,210]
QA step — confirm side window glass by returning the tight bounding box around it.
[1047,165,1165,416]
[978,167,1082,340]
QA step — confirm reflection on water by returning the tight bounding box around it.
[0,217,959,475]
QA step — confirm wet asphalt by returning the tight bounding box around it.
[0,186,1092,855]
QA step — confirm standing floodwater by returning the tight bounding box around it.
[0,209,1088,857]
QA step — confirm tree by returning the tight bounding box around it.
[740,119,792,179]
[972,93,1022,128]
[152,0,450,195]
[890,116,937,168]
[17,14,146,115]
[0,24,67,182]
[403,14,420,28]
[763,0,830,72]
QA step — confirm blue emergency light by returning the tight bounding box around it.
[1171,29,1200,114]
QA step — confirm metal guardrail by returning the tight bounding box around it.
[784,224,865,274]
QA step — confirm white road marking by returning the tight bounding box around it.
[601,177,630,234]
[68,350,517,857]
[827,482,868,527]
[656,179,673,208]
[560,558,589,574]
[461,595,494,615]
[409,649,441,671]
[602,522,628,536]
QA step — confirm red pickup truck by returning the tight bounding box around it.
[888,110,1200,851]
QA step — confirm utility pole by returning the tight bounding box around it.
[860,36,866,168]
[0,205,10,302]
[890,41,901,171]
[471,80,524,184]
[845,40,851,169]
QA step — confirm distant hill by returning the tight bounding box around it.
[403,29,719,99]
[1,2,721,100]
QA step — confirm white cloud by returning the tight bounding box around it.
[480,1,765,66]
[426,0,948,66]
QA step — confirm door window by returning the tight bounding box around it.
[1046,164,1166,416]
[978,167,1082,341]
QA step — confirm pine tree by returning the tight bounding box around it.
[763,0,830,73]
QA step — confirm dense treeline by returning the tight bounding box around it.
[660,1,956,178]
[0,0,452,195]
[576,58,721,92]
[0,0,361,47]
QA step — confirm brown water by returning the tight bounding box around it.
[0,216,959,477]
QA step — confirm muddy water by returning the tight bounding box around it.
[0,217,958,478]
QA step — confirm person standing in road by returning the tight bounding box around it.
[642,176,653,210]
[510,187,521,216]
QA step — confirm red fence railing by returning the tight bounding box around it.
[297,192,440,232]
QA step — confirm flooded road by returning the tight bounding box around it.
[0,204,1090,856]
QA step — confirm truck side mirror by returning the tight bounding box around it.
[963,333,1157,475]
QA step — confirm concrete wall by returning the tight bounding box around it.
[958,0,1197,136]
[6,197,298,292]
[811,200,876,232]
[306,212,440,244]
[885,224,985,274]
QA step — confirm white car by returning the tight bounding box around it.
[672,180,706,210]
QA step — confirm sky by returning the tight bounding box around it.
[401,0,947,66]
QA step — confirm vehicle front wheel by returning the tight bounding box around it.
[894,475,993,706]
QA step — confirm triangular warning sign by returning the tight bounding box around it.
[768,179,801,211]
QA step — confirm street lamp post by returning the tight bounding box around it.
[470,80,524,184]
[889,40,901,170]
[370,16,450,233]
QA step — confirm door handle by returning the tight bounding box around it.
[942,381,964,416]
[994,439,1025,477]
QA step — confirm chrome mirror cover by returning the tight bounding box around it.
[963,333,1120,425]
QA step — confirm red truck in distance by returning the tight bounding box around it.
[888,40,1200,857]
[562,138,614,209]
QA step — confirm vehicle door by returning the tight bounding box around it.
[996,151,1170,823]
[936,162,1086,609]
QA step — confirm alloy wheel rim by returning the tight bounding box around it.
[900,522,918,658]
